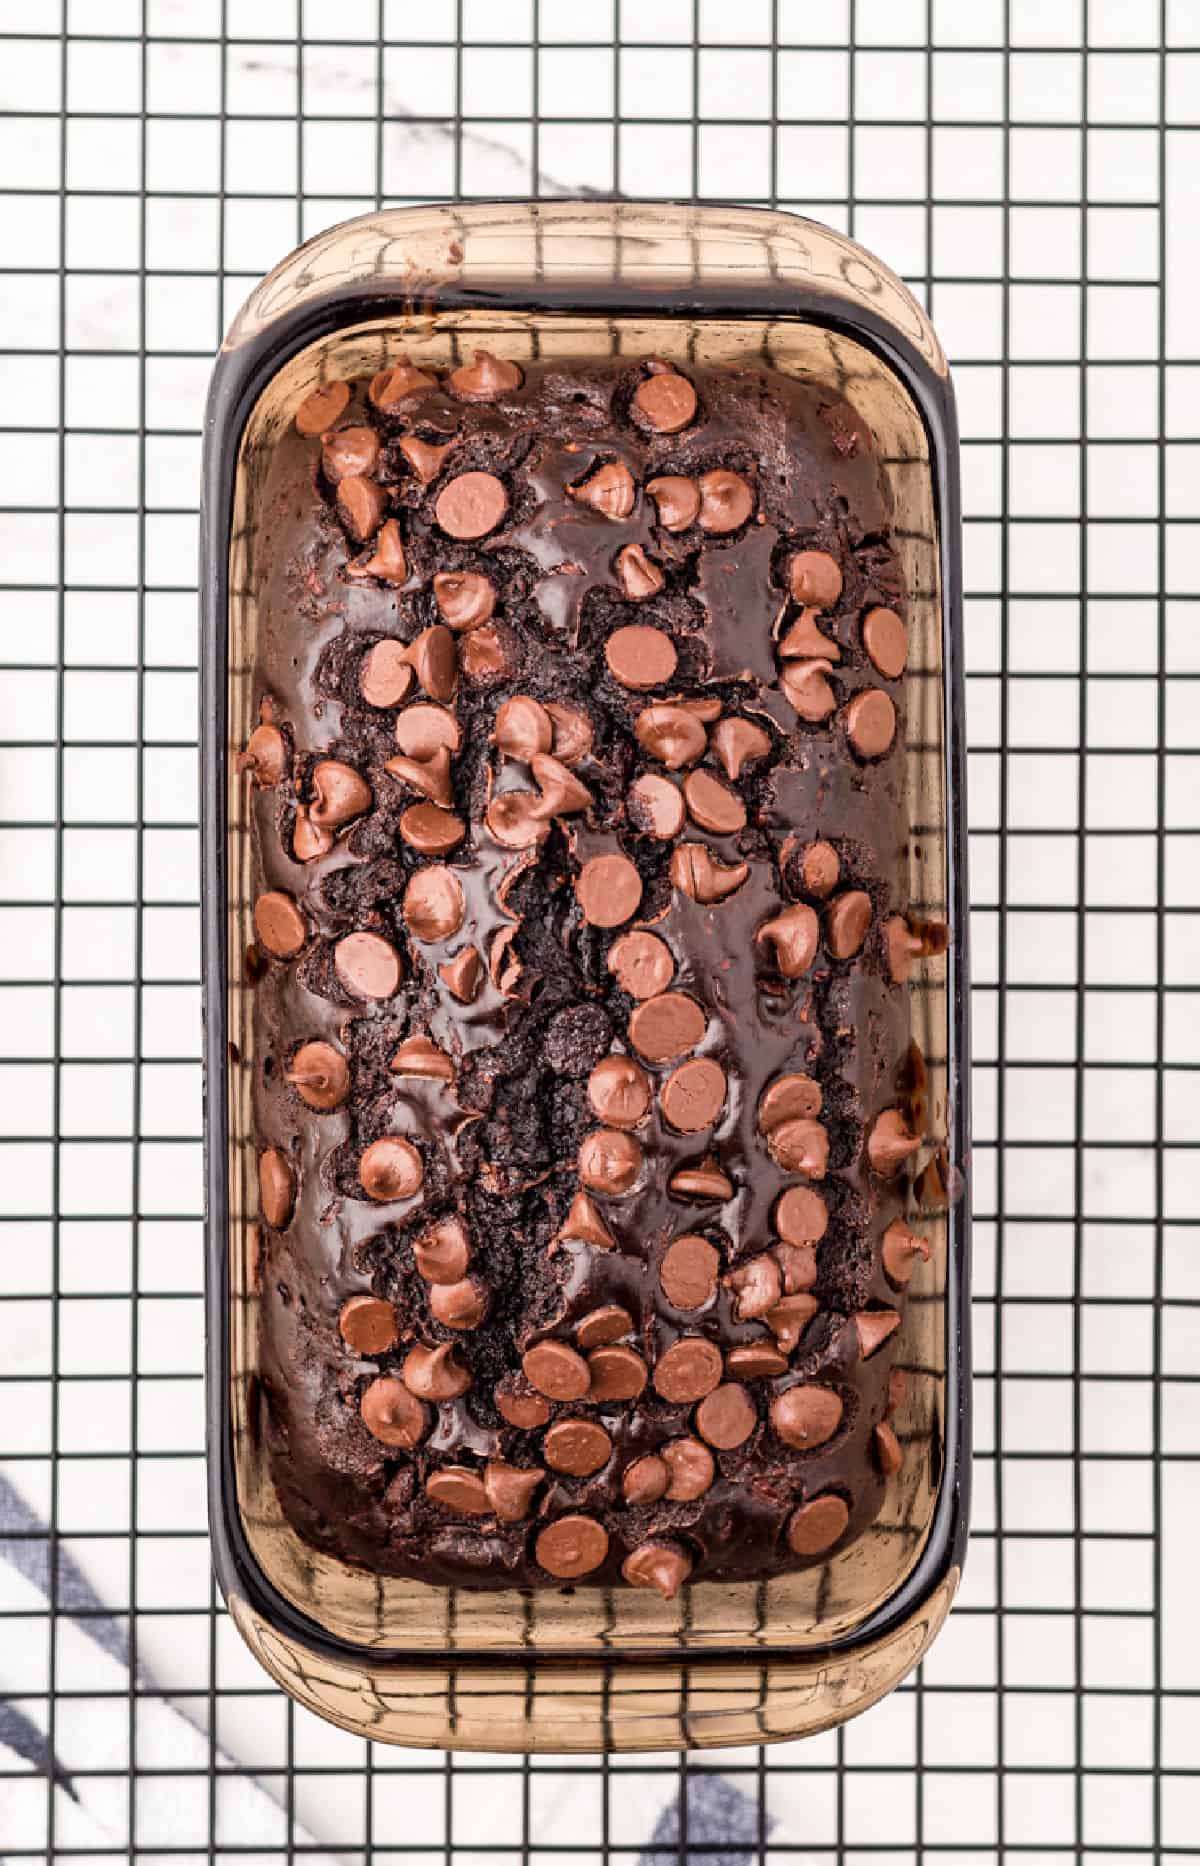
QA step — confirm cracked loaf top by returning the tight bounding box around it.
[240,346,944,1597]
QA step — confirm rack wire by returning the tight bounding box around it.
[0,0,1197,1858]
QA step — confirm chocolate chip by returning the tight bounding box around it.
[530,752,592,818]
[670,843,749,903]
[403,864,465,942]
[799,839,840,898]
[587,1344,648,1399]
[669,1156,734,1203]
[645,474,700,532]
[361,639,415,708]
[779,606,840,662]
[661,1436,714,1500]
[773,1239,817,1293]
[659,1234,721,1310]
[771,1385,843,1450]
[633,370,697,434]
[766,1292,818,1353]
[361,1374,428,1447]
[387,747,456,813]
[622,1454,669,1504]
[535,1514,609,1579]
[439,945,483,1002]
[682,770,747,834]
[616,543,666,602]
[660,1057,726,1134]
[310,760,372,829]
[587,1056,652,1129]
[544,1418,612,1476]
[570,460,635,519]
[653,1336,723,1404]
[493,695,553,761]
[254,890,306,959]
[726,1342,789,1379]
[395,702,462,758]
[460,623,514,683]
[435,470,508,540]
[756,903,819,979]
[426,1467,491,1514]
[757,1073,822,1132]
[399,801,466,854]
[403,1341,471,1399]
[489,924,523,997]
[413,1216,471,1284]
[449,349,523,400]
[523,1340,591,1401]
[370,359,437,407]
[578,1127,642,1195]
[334,930,402,1000]
[359,1136,424,1202]
[868,1107,921,1176]
[710,715,771,781]
[554,1190,616,1250]
[293,809,333,860]
[634,703,708,770]
[484,1460,543,1521]
[575,1304,633,1349]
[429,1275,489,1330]
[623,1539,693,1599]
[726,1254,781,1322]
[826,886,873,960]
[237,722,286,788]
[406,624,457,702]
[786,1493,849,1556]
[696,1382,757,1450]
[258,1147,294,1229]
[854,1309,900,1359]
[605,623,677,690]
[545,701,593,763]
[390,1034,455,1081]
[337,474,387,542]
[874,1421,903,1475]
[321,425,379,482]
[844,688,896,759]
[485,791,548,851]
[608,930,675,1000]
[628,991,705,1063]
[627,773,685,840]
[775,1185,828,1245]
[788,550,843,609]
[433,570,496,631]
[398,435,456,484]
[286,1040,349,1111]
[339,1295,398,1354]
[767,1116,829,1179]
[295,379,350,435]
[882,1219,931,1288]
[495,1375,551,1429]
[697,470,754,533]
[781,659,837,722]
[862,606,907,679]
[576,853,643,928]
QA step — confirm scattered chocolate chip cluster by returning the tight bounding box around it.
[244,350,948,1593]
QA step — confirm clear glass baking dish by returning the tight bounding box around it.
[200,201,970,1752]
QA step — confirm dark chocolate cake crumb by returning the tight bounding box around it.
[245,353,944,1594]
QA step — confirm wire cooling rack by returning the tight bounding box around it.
[1,0,1198,1858]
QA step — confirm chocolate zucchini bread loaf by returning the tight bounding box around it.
[243,347,942,1596]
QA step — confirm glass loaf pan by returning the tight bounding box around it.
[200,201,970,1752]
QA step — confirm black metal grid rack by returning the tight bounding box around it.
[0,0,1196,1859]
